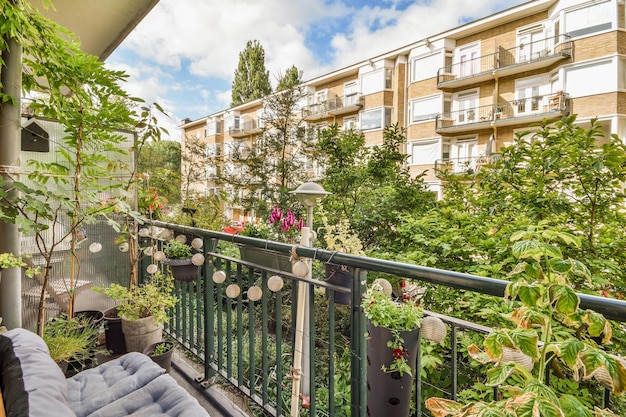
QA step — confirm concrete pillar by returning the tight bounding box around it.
[0,35,23,329]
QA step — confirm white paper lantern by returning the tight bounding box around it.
[292,260,309,278]
[119,242,129,252]
[175,234,187,244]
[501,347,534,371]
[138,228,150,237]
[153,250,165,262]
[267,275,284,292]
[213,270,226,284]
[191,238,203,249]
[88,242,102,253]
[144,246,153,256]
[159,229,173,240]
[372,278,393,296]
[191,253,205,266]
[226,284,241,298]
[420,316,447,343]
[146,264,158,274]
[247,286,263,301]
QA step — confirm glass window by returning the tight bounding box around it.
[412,53,442,82]
[565,1,612,37]
[361,108,383,130]
[565,60,613,97]
[385,68,393,89]
[411,95,441,122]
[361,70,383,94]
[409,139,440,165]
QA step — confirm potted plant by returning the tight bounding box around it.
[103,306,127,355]
[43,313,102,376]
[319,211,365,305]
[239,205,305,272]
[362,279,425,417]
[425,229,626,417]
[95,270,177,352]
[143,340,174,373]
[162,239,197,281]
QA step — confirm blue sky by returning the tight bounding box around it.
[106,0,527,140]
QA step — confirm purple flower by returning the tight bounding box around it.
[269,205,283,225]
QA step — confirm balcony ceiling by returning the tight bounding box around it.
[30,0,159,60]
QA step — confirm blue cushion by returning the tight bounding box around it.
[84,374,210,417]
[67,352,164,417]
[0,328,77,417]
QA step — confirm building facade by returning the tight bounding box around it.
[181,0,626,219]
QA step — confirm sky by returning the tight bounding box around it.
[106,0,528,141]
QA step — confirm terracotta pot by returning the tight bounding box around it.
[121,315,163,352]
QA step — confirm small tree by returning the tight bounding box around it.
[231,40,272,107]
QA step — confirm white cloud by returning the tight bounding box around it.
[108,0,526,139]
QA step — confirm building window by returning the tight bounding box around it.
[565,59,613,97]
[385,68,393,89]
[410,95,441,123]
[412,52,442,82]
[564,0,612,38]
[360,107,391,130]
[361,69,392,95]
[409,139,441,165]
[343,116,357,130]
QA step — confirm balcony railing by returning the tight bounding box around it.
[145,220,626,417]
[437,34,572,88]
[302,94,364,121]
[435,154,502,174]
[228,119,264,138]
[435,91,569,134]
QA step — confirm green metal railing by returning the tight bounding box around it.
[145,220,626,416]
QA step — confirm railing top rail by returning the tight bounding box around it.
[151,219,626,322]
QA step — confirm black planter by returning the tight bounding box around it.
[104,307,127,355]
[67,310,104,375]
[324,263,353,305]
[163,258,198,281]
[239,246,292,273]
[143,341,174,373]
[366,320,419,417]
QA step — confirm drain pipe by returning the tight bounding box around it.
[0,35,23,329]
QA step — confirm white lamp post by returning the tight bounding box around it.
[289,182,330,417]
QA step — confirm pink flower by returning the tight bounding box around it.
[268,206,283,225]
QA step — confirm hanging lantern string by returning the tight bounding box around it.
[290,245,301,262]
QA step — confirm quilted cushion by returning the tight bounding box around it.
[85,374,210,417]
[67,352,164,417]
[0,328,77,417]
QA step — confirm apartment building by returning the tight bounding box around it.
[181,0,626,217]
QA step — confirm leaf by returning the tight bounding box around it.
[424,397,464,417]
[514,396,564,417]
[467,344,491,364]
[486,363,516,386]
[582,310,611,341]
[557,339,585,367]
[511,240,543,261]
[558,395,593,417]
[549,284,579,315]
[509,329,539,359]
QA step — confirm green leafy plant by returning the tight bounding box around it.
[95,270,177,324]
[319,208,364,256]
[163,239,194,259]
[43,314,100,366]
[426,227,626,417]
[150,341,173,357]
[363,280,423,376]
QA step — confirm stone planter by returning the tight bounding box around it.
[163,258,198,281]
[324,263,353,305]
[238,246,292,273]
[143,341,174,373]
[121,315,163,353]
[104,307,127,355]
[366,320,419,417]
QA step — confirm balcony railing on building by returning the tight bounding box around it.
[138,220,626,417]
[435,91,569,134]
[302,94,364,121]
[228,119,264,138]
[435,154,502,175]
[437,34,572,89]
